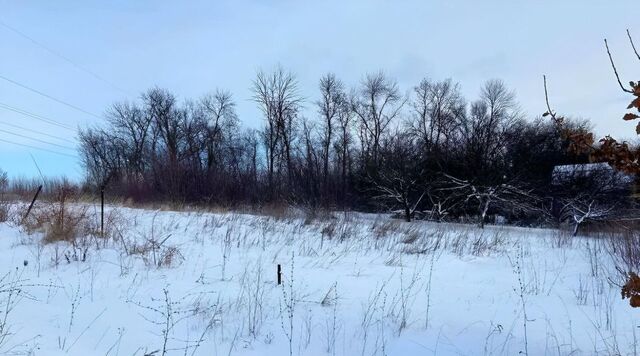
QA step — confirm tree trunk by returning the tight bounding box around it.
[479,199,489,229]
[404,204,411,222]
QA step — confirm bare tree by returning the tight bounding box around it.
[457,80,522,181]
[298,117,321,205]
[243,129,260,186]
[370,132,425,222]
[252,66,302,194]
[180,101,207,175]
[105,101,153,179]
[442,173,536,228]
[78,127,123,186]
[352,71,405,166]
[142,88,181,162]
[199,89,238,170]
[559,194,616,236]
[0,169,6,190]
[409,78,465,159]
[335,94,354,208]
[424,186,463,222]
[317,73,346,193]
[548,163,630,235]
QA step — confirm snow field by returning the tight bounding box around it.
[0,205,636,355]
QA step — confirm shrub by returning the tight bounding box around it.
[19,186,92,245]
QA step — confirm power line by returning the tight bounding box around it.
[0,74,102,119]
[0,137,77,158]
[0,119,75,143]
[0,101,75,130]
[0,19,130,95]
[29,153,46,185]
[0,128,76,151]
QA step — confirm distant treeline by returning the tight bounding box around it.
[73,68,635,229]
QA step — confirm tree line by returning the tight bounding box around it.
[77,68,635,231]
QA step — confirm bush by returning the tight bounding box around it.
[20,186,92,244]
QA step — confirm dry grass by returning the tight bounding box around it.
[43,207,90,244]
[372,220,401,240]
[120,214,184,269]
[16,186,113,248]
[607,230,640,277]
[129,241,184,268]
[568,218,640,237]
[259,202,295,221]
[20,201,90,244]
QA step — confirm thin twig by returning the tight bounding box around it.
[604,38,633,93]
[542,75,562,127]
[543,76,556,119]
[627,29,640,62]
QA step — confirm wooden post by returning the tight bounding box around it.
[277,264,282,285]
[22,184,42,223]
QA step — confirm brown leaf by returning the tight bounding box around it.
[542,112,550,117]
[624,113,640,121]
[636,122,640,135]
[628,98,640,110]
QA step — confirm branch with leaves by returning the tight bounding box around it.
[545,30,640,174]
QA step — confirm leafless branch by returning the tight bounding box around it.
[543,75,561,125]
[604,38,633,93]
[627,29,640,62]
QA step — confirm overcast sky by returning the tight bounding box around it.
[1,0,639,179]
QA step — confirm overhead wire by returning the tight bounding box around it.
[0,118,74,142]
[0,19,130,95]
[0,19,140,163]
[0,101,75,130]
[0,137,77,158]
[0,127,76,151]
[0,74,103,119]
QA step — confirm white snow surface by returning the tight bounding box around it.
[0,205,635,355]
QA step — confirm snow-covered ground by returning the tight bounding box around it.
[0,205,635,355]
